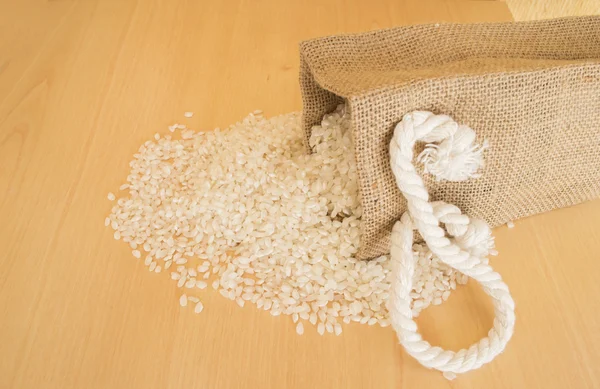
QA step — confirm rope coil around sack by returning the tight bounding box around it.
[386,111,515,379]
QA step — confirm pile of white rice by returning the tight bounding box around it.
[106,105,467,335]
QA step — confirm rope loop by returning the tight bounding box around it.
[387,111,515,379]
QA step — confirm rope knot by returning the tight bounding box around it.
[431,202,497,259]
[454,218,497,259]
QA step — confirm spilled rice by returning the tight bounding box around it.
[106,105,467,335]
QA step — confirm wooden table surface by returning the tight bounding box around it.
[2,1,599,388]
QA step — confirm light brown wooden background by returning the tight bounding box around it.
[508,0,600,21]
[1,0,599,388]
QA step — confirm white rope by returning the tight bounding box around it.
[386,111,515,379]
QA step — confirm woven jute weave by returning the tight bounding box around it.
[299,16,600,260]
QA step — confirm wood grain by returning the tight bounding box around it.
[1,1,599,388]
[507,0,600,21]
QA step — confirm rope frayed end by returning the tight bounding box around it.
[418,125,488,182]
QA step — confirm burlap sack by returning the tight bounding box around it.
[299,16,600,260]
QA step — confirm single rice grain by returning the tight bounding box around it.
[179,294,188,307]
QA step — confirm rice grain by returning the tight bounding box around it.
[106,105,473,336]
[179,294,188,307]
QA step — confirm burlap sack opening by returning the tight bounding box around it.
[299,16,600,260]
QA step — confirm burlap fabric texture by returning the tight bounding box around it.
[299,16,600,260]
